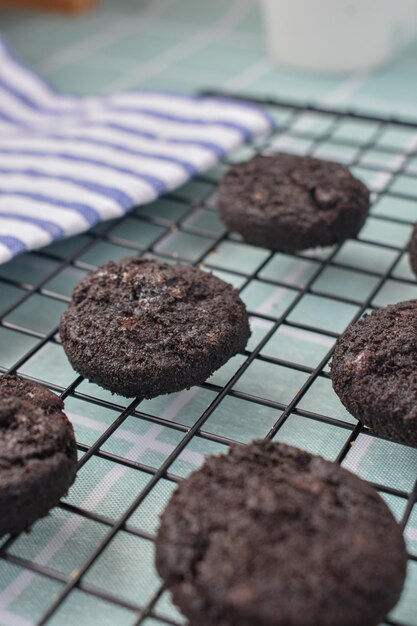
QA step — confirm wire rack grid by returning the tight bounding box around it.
[0,95,417,626]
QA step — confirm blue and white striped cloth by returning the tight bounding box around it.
[0,39,274,264]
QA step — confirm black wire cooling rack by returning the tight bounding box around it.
[0,94,417,626]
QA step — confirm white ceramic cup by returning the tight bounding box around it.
[260,0,417,73]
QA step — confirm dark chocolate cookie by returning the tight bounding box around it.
[218,153,370,252]
[156,441,406,626]
[0,375,77,536]
[331,300,417,446]
[409,223,417,277]
[60,257,250,398]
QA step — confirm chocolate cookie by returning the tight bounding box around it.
[156,441,406,626]
[60,257,250,398]
[331,300,417,446]
[409,223,417,277]
[218,153,370,252]
[0,375,77,537]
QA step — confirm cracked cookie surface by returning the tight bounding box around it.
[218,153,369,251]
[155,440,406,626]
[331,299,417,446]
[60,257,250,398]
[0,375,77,536]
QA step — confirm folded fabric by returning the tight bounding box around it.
[0,39,274,265]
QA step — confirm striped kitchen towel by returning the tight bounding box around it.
[0,39,274,264]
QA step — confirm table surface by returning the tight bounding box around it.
[2,0,417,119]
[1,2,417,626]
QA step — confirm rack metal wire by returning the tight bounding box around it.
[0,94,416,626]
